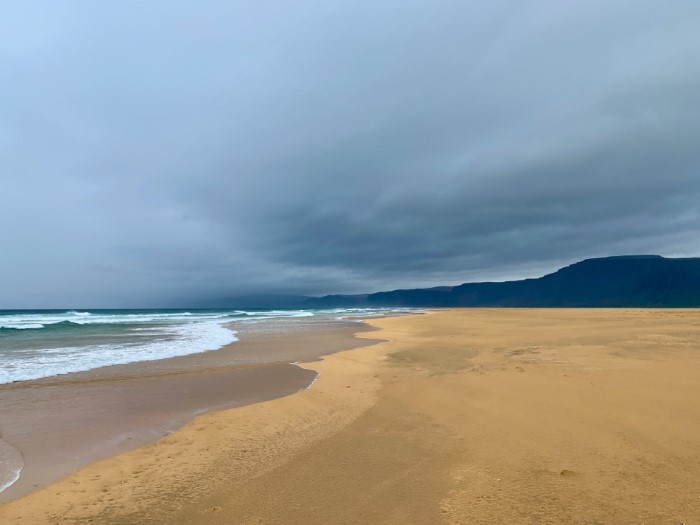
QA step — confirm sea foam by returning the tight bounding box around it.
[0,320,238,384]
[0,439,23,494]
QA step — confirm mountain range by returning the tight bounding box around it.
[203,255,700,308]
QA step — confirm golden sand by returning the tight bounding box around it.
[3,308,700,524]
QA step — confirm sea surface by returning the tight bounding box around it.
[0,308,403,385]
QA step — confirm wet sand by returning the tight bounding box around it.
[0,318,379,502]
[3,309,700,524]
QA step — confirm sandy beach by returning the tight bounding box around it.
[3,308,700,523]
[0,318,379,502]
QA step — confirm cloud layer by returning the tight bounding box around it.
[2,0,700,307]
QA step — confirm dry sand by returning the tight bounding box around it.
[3,308,700,524]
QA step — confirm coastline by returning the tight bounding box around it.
[0,317,381,502]
[3,309,700,523]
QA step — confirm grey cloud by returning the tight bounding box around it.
[2,0,700,307]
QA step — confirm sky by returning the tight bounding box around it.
[2,0,700,308]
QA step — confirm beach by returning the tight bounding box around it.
[3,308,700,523]
[0,316,380,502]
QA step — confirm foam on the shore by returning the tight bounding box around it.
[0,308,410,384]
[0,439,23,494]
[291,359,323,390]
[0,321,239,384]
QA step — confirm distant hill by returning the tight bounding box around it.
[304,255,700,308]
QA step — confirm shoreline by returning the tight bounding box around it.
[4,309,700,523]
[0,317,382,502]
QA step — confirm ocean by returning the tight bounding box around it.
[0,308,402,385]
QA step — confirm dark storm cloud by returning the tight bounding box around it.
[2,0,700,307]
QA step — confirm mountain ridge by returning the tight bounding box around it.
[303,255,700,308]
